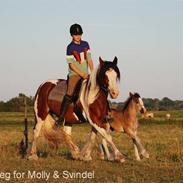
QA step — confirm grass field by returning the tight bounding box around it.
[0,111,183,183]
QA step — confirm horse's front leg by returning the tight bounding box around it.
[99,138,115,161]
[132,135,149,160]
[63,125,80,160]
[80,127,97,161]
[95,127,125,163]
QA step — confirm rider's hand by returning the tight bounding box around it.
[82,73,89,79]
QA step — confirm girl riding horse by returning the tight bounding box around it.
[28,57,125,163]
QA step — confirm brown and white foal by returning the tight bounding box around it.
[100,92,150,161]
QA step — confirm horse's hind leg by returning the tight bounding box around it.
[63,125,80,160]
[28,118,44,160]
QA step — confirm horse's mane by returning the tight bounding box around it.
[122,93,140,112]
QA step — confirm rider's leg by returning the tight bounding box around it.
[56,75,81,127]
[56,94,72,127]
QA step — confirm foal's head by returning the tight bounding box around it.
[97,57,120,99]
[129,92,146,114]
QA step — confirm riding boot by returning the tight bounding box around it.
[56,95,72,127]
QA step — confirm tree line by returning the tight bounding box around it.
[0,94,183,112]
[111,97,183,112]
[0,93,34,112]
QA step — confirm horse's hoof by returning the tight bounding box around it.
[119,157,125,163]
[140,151,150,159]
[79,155,92,161]
[143,152,150,159]
[136,157,141,161]
[115,153,125,163]
[28,154,39,161]
[71,153,80,160]
[99,154,105,160]
[108,155,115,161]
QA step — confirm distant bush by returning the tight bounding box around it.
[0,93,33,112]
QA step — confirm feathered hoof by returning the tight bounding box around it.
[115,153,125,163]
[118,157,125,163]
[28,154,39,161]
[108,154,115,161]
[79,155,92,161]
[71,152,80,160]
[99,153,105,160]
[140,150,150,159]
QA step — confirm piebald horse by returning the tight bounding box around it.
[99,92,149,161]
[28,57,125,162]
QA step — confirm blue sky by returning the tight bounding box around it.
[0,0,183,102]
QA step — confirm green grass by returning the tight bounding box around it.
[0,111,183,183]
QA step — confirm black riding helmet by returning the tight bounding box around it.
[70,24,83,36]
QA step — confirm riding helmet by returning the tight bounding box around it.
[70,24,83,36]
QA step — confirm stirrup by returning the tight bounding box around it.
[55,118,65,128]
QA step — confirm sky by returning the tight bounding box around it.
[0,0,183,102]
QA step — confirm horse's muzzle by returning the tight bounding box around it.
[140,107,146,114]
[110,89,119,99]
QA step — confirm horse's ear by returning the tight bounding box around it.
[113,56,118,65]
[99,57,104,66]
[129,92,133,97]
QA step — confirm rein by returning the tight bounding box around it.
[101,85,109,93]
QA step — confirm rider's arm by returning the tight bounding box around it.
[85,44,94,72]
[69,63,88,79]
[87,59,94,72]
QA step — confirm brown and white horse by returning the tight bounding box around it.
[28,57,125,162]
[99,92,150,161]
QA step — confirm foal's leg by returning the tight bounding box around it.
[126,129,149,160]
[63,125,80,160]
[132,136,149,160]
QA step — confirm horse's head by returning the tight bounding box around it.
[129,92,146,114]
[97,57,120,99]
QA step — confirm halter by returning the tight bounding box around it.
[101,85,109,93]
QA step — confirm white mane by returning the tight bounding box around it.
[79,65,100,114]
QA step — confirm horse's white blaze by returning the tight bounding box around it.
[139,98,144,106]
[138,97,146,112]
[105,69,119,98]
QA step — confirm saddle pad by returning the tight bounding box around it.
[48,80,67,103]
